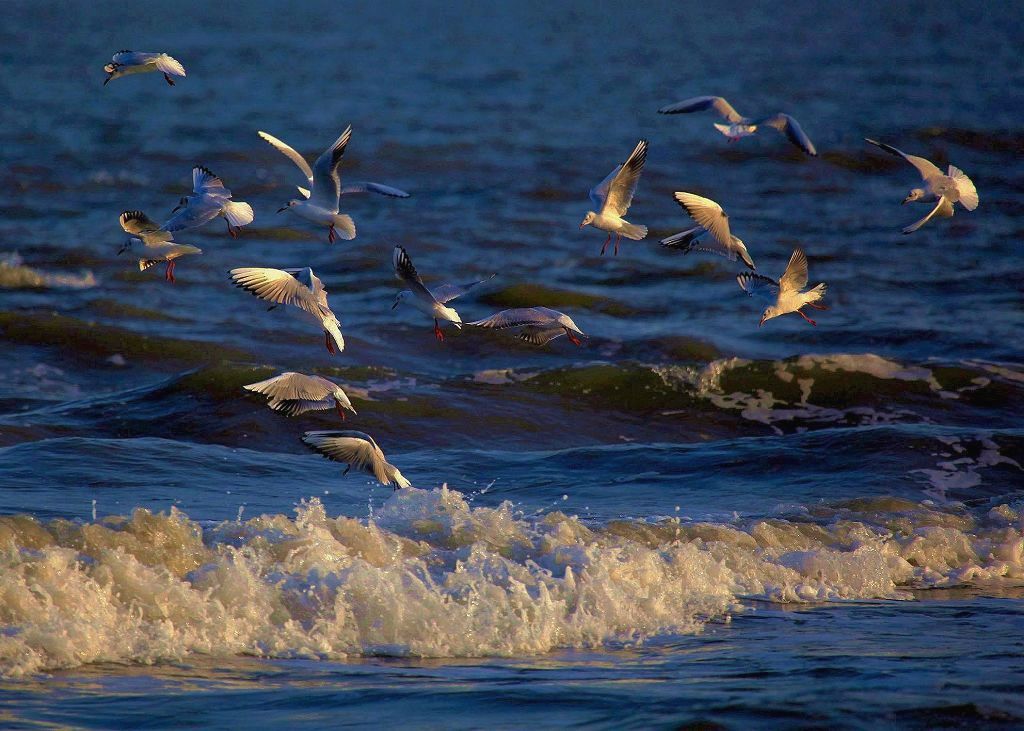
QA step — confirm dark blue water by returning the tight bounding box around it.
[1,1,1023,727]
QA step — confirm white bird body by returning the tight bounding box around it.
[244,372,356,418]
[659,96,817,156]
[103,51,186,86]
[469,306,587,346]
[661,191,756,270]
[580,139,649,255]
[165,166,254,238]
[230,266,345,354]
[118,211,200,283]
[303,430,411,490]
[865,139,978,234]
[737,248,827,327]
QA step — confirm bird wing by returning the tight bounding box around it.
[392,246,436,303]
[518,326,566,346]
[660,227,756,270]
[779,248,810,293]
[302,430,394,486]
[267,398,335,416]
[755,113,817,156]
[229,267,321,317]
[340,182,411,198]
[672,192,732,249]
[258,131,314,186]
[119,210,172,242]
[469,307,559,329]
[598,139,648,217]
[192,166,230,198]
[430,273,497,304]
[112,51,158,65]
[244,372,337,402]
[154,54,186,77]
[162,200,222,232]
[865,139,942,181]
[736,272,779,302]
[657,95,745,122]
[309,125,352,210]
[902,197,954,234]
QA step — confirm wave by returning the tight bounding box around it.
[1,487,1023,677]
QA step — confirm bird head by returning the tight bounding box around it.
[579,211,596,229]
[102,63,118,85]
[759,306,781,327]
[902,188,925,205]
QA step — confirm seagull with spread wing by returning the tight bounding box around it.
[230,266,345,354]
[103,51,186,86]
[391,245,495,342]
[244,372,356,419]
[658,96,816,156]
[660,191,756,270]
[469,307,587,346]
[865,138,978,234]
[259,128,409,243]
[580,139,649,256]
[117,211,201,283]
[302,430,411,490]
[737,248,827,327]
[165,166,254,238]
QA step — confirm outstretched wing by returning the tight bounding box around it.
[309,125,352,210]
[779,248,810,293]
[672,192,732,249]
[430,273,496,304]
[192,166,229,198]
[865,139,942,181]
[657,95,745,122]
[258,131,315,186]
[302,430,394,486]
[244,372,337,402]
[736,272,779,302]
[119,210,172,242]
[596,139,647,217]
[392,245,436,303]
[229,267,321,317]
[340,182,410,198]
[518,326,566,346]
[469,307,559,329]
[162,200,221,232]
[902,197,954,234]
[755,113,817,156]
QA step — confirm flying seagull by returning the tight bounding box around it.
[865,138,978,234]
[658,96,816,156]
[469,307,587,346]
[737,248,827,326]
[165,166,254,238]
[660,191,756,270]
[302,430,411,490]
[230,266,345,354]
[580,139,649,256]
[103,51,185,86]
[392,245,495,341]
[117,211,200,283]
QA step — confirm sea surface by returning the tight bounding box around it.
[1,1,1023,728]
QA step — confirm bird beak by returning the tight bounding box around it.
[117,243,128,256]
[578,222,586,229]
[391,299,400,310]
[901,195,912,205]
[759,315,766,327]
[277,206,288,213]
[171,205,182,213]
[103,77,110,86]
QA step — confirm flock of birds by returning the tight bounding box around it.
[105,50,981,491]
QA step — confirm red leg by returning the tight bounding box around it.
[164,73,175,86]
[566,331,582,346]
[796,309,816,326]
[165,260,176,283]
[335,402,347,420]
[806,302,828,311]
[434,319,445,342]
[328,224,336,243]
[226,219,238,238]
[325,331,335,354]
[600,234,611,256]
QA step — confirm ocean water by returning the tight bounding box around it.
[1,0,1023,727]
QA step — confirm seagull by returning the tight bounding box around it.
[230,266,345,354]
[392,245,495,341]
[165,166,254,238]
[103,51,186,86]
[117,211,201,283]
[660,192,756,270]
[658,96,817,156]
[469,307,587,346]
[244,372,356,419]
[865,138,979,234]
[580,139,649,256]
[302,430,411,490]
[737,248,827,327]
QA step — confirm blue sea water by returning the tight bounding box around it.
[1,0,1023,727]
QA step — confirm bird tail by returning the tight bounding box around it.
[948,166,978,211]
[620,223,647,241]
[804,283,827,306]
[223,200,255,228]
[331,214,356,241]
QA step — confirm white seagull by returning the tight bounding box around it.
[865,138,979,234]
[580,139,649,256]
[117,211,201,283]
[230,266,345,354]
[469,307,587,346]
[103,51,186,86]
[244,372,356,419]
[302,430,411,490]
[392,245,495,342]
[658,96,817,156]
[737,248,827,327]
[165,166,254,238]
[660,191,756,270]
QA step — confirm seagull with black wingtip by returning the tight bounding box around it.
[103,51,186,86]
[658,96,817,156]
